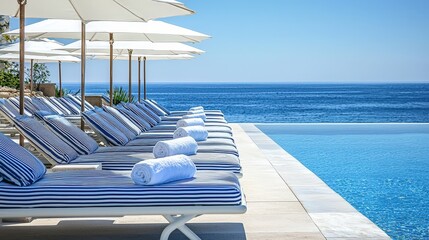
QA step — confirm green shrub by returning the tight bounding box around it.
[106,87,134,105]
[55,87,80,97]
[0,61,19,89]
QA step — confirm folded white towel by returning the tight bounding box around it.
[190,106,204,111]
[153,136,198,158]
[173,126,209,141]
[131,155,196,185]
[176,118,205,128]
[182,113,207,121]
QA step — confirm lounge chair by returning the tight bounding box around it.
[147,99,225,117]
[121,102,233,133]
[12,116,242,174]
[0,132,246,240]
[82,109,239,155]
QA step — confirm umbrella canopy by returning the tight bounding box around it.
[58,40,202,101]
[0,53,80,63]
[92,54,193,61]
[4,19,210,43]
[58,40,204,55]
[0,0,194,133]
[0,38,72,56]
[2,0,194,21]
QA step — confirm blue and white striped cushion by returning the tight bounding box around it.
[149,99,171,115]
[144,99,167,116]
[136,102,162,123]
[0,170,242,208]
[66,94,94,111]
[13,116,79,164]
[82,111,129,146]
[102,106,142,135]
[125,103,156,128]
[43,115,99,155]
[58,98,80,114]
[0,133,46,186]
[116,106,151,131]
[97,111,137,141]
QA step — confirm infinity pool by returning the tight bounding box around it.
[257,124,429,240]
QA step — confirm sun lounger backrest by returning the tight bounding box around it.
[135,102,162,123]
[95,109,137,141]
[30,97,53,112]
[149,99,171,115]
[143,99,167,116]
[12,116,79,164]
[9,97,35,115]
[115,105,152,131]
[66,94,94,111]
[82,110,129,146]
[0,132,46,186]
[102,106,142,135]
[58,98,81,115]
[124,103,157,128]
[48,97,73,115]
[37,97,65,115]
[43,115,100,155]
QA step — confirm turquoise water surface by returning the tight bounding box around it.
[258,124,429,240]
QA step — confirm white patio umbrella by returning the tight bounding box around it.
[0,0,194,133]
[58,40,203,101]
[4,18,208,107]
[0,38,71,56]
[5,19,209,43]
[93,54,193,101]
[0,39,80,96]
[0,53,80,97]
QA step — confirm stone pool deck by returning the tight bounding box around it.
[0,124,390,239]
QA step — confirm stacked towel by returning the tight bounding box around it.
[190,106,204,111]
[174,126,209,141]
[182,113,207,121]
[176,118,205,128]
[131,155,196,185]
[187,109,204,114]
[153,136,198,158]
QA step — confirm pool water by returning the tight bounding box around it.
[257,124,429,240]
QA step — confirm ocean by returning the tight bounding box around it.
[63,83,429,123]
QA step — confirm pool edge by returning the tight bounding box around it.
[239,123,391,239]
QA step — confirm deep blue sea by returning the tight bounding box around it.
[63,83,429,123]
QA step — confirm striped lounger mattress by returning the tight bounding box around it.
[68,152,242,173]
[0,171,242,209]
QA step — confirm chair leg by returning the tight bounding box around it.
[161,214,201,240]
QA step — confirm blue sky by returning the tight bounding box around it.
[9,0,429,84]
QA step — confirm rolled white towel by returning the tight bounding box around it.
[153,136,198,158]
[174,126,209,141]
[131,155,196,185]
[190,106,204,111]
[176,118,205,128]
[182,113,207,121]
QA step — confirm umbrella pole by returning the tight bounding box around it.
[144,56,147,100]
[18,0,26,146]
[109,33,114,106]
[29,59,33,96]
[58,61,62,97]
[80,22,86,130]
[128,49,133,102]
[138,57,141,102]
